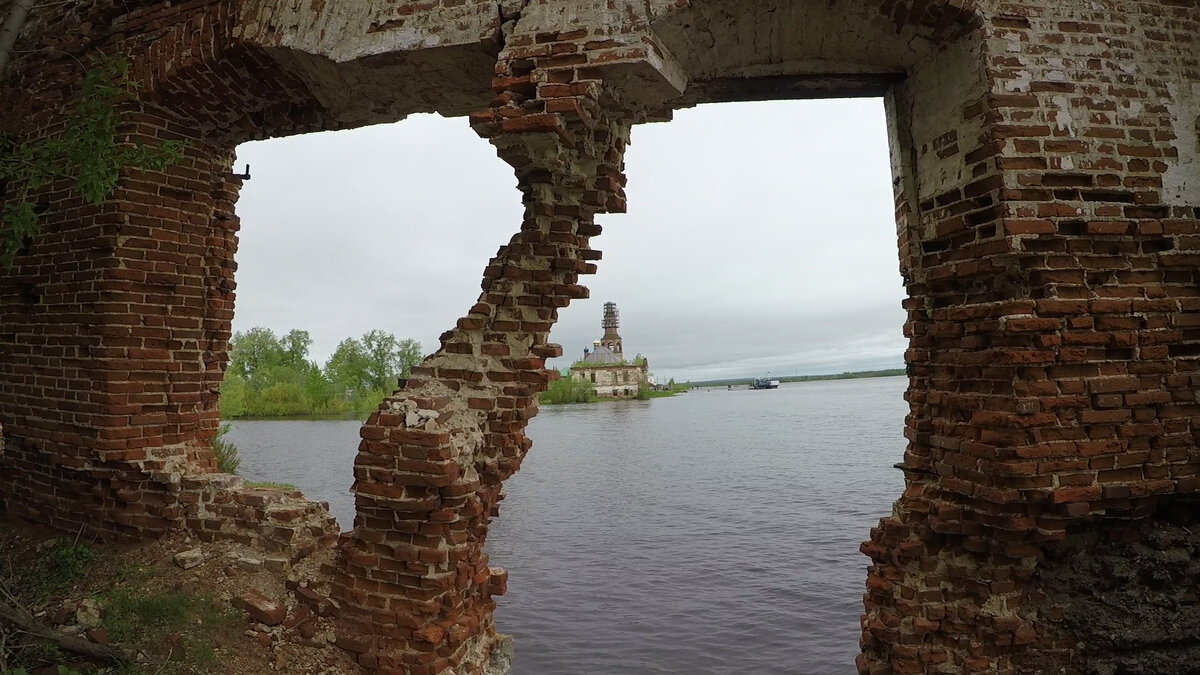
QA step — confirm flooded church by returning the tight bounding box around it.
[570,302,649,397]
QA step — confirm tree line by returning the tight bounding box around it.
[219,327,423,417]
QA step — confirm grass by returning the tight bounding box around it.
[1,534,237,675]
[101,587,233,671]
[15,541,95,601]
[1,540,94,672]
[244,481,297,491]
[637,388,680,399]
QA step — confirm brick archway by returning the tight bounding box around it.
[3,1,1199,673]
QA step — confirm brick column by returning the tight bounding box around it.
[0,95,241,537]
[329,53,635,675]
[0,0,348,549]
[859,2,1200,673]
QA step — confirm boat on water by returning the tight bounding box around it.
[749,377,780,390]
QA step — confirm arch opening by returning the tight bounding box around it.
[219,113,524,528]
[483,97,908,673]
[3,1,1200,673]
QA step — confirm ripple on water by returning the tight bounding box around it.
[227,377,909,674]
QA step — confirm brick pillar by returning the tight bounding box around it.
[859,2,1200,673]
[329,51,634,675]
[0,97,241,538]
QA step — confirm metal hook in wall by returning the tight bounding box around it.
[229,164,251,180]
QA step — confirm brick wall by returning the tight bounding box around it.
[0,0,341,541]
[2,1,1199,674]
[0,103,236,537]
[328,31,639,670]
[861,1,1200,673]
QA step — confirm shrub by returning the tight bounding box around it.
[539,377,598,404]
[212,422,240,474]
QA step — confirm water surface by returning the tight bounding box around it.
[227,376,908,674]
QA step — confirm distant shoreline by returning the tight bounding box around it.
[685,368,906,389]
[223,371,907,420]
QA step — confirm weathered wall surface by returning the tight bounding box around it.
[862,3,1200,673]
[2,1,1199,673]
[571,363,647,397]
[1029,501,1200,673]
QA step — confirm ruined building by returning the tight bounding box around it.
[2,1,1200,673]
[570,301,649,397]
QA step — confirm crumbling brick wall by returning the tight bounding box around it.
[0,0,338,541]
[2,1,1199,674]
[860,2,1200,673]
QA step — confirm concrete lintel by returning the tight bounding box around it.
[261,43,497,127]
[235,0,501,63]
[675,72,904,107]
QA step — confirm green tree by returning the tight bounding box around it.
[325,337,370,391]
[279,329,313,369]
[326,331,422,394]
[219,326,423,418]
[362,330,422,391]
[227,327,285,380]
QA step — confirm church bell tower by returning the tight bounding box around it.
[600,302,623,357]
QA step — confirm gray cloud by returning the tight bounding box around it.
[232,99,906,381]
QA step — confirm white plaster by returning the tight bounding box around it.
[1051,94,1077,137]
[906,36,988,200]
[1121,98,1144,121]
[519,0,672,35]
[650,0,924,82]
[1006,70,1032,93]
[238,0,499,62]
[1163,82,1200,206]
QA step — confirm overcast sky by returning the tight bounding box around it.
[231,98,907,383]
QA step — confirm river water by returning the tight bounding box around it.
[226,376,908,674]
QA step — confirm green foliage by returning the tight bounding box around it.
[42,543,93,586]
[18,541,95,600]
[539,376,598,405]
[102,588,230,668]
[323,337,369,392]
[635,379,685,399]
[1,51,184,269]
[212,422,240,474]
[327,330,421,392]
[245,481,297,490]
[0,639,63,674]
[4,661,83,675]
[220,326,422,418]
[227,327,312,380]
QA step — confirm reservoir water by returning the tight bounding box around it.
[226,376,908,674]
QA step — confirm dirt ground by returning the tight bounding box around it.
[0,512,360,674]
